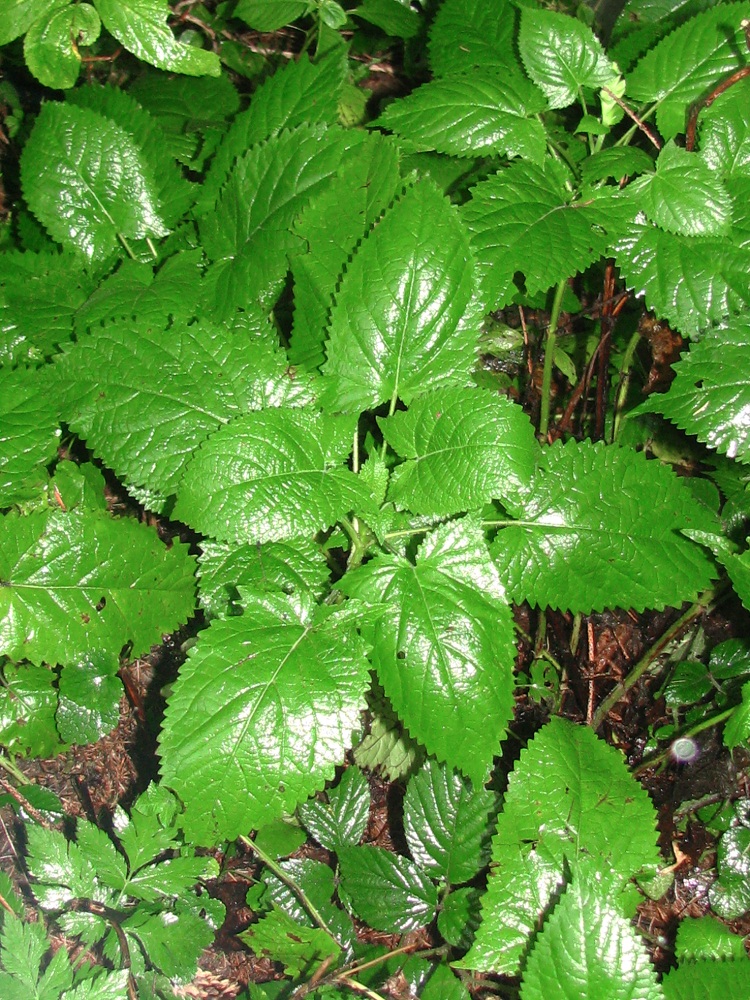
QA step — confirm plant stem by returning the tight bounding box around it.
[633,706,736,775]
[611,329,641,443]
[0,754,30,785]
[239,834,339,942]
[538,279,568,440]
[591,588,719,731]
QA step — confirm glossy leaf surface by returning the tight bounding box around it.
[298,765,370,852]
[24,2,100,89]
[94,0,220,76]
[376,73,547,163]
[342,519,515,783]
[463,160,632,308]
[519,874,662,999]
[337,845,438,933]
[380,386,539,515]
[198,538,329,618]
[200,124,364,314]
[55,311,306,497]
[196,53,344,216]
[463,718,660,974]
[612,221,750,337]
[627,3,750,139]
[174,407,366,544]
[428,0,519,77]
[625,141,732,236]
[640,317,750,462]
[321,180,481,412]
[159,595,372,843]
[289,133,401,370]
[661,957,750,999]
[56,651,121,746]
[519,9,615,109]
[0,366,59,506]
[0,509,196,665]
[21,103,168,261]
[404,758,497,884]
[492,439,719,612]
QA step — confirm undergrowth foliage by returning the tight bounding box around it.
[0,0,750,996]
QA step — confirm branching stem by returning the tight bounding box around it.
[239,834,339,942]
[591,587,721,731]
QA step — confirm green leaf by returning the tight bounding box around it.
[639,318,750,462]
[612,221,750,337]
[627,3,750,139]
[463,160,633,309]
[342,518,515,784]
[353,686,425,780]
[24,2,100,89]
[93,0,220,76]
[123,900,215,982]
[264,857,353,946]
[380,386,539,516]
[128,855,218,902]
[26,824,100,909]
[709,800,750,918]
[127,69,239,168]
[519,873,663,999]
[298,765,370,852]
[699,83,750,179]
[518,9,615,109]
[675,916,749,962]
[624,140,732,236]
[461,718,660,975]
[74,252,203,331]
[174,407,367,544]
[321,180,481,412]
[376,73,547,163]
[492,439,719,613]
[56,650,122,745]
[0,252,95,365]
[254,818,307,860]
[289,132,401,371]
[354,0,421,38]
[337,845,438,933]
[235,0,312,30]
[112,783,182,874]
[241,904,340,977]
[0,0,53,46]
[159,595,372,843]
[66,84,195,229]
[428,0,519,78]
[437,886,481,949]
[198,537,329,618]
[0,508,196,665]
[0,663,60,757]
[404,758,497,884]
[74,820,128,893]
[55,311,307,497]
[0,915,74,1000]
[581,146,655,187]
[200,124,365,316]
[21,103,169,262]
[196,52,345,217]
[684,530,750,613]
[0,366,60,507]
[724,680,750,749]
[62,970,130,999]
[662,956,750,999]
